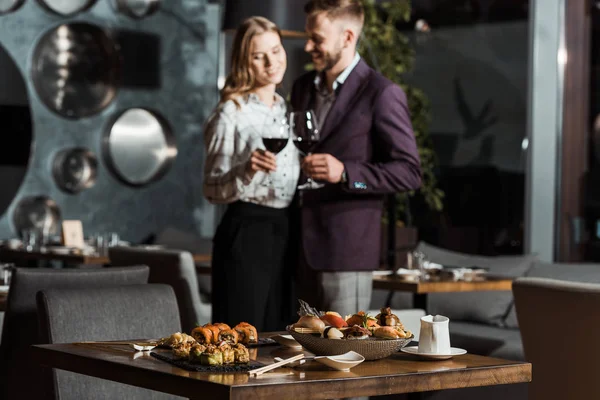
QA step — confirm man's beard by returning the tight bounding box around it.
[314,46,343,72]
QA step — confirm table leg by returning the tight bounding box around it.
[413,293,427,312]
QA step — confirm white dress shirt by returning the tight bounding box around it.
[203,93,300,209]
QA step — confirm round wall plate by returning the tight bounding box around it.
[113,0,160,19]
[52,148,98,194]
[31,22,121,119]
[36,0,96,16]
[0,0,25,14]
[12,196,61,237]
[103,108,177,187]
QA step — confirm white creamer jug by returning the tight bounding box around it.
[418,315,451,354]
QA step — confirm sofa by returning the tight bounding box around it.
[371,241,600,400]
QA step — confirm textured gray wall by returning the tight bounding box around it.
[0,0,220,242]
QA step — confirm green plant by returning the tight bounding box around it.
[359,0,444,223]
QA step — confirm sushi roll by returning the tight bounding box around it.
[203,324,221,343]
[213,322,231,331]
[172,342,192,359]
[218,328,239,345]
[200,344,223,366]
[218,342,235,364]
[189,343,207,363]
[234,322,258,345]
[232,343,250,364]
[160,332,196,348]
[191,326,214,345]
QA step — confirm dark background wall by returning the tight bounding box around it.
[0,0,220,242]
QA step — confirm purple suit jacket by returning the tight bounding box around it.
[290,59,422,272]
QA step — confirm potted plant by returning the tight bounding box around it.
[358,0,444,266]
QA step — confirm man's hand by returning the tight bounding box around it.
[302,153,344,183]
[246,150,276,178]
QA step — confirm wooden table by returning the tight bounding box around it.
[0,247,109,266]
[193,253,211,265]
[373,275,514,310]
[0,247,211,270]
[31,338,531,399]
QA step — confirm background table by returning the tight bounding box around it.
[373,275,513,310]
[0,247,109,267]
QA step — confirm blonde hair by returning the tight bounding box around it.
[219,16,282,107]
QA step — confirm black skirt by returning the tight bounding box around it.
[211,201,295,332]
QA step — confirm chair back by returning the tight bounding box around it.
[0,266,150,400]
[109,246,210,331]
[514,277,600,400]
[36,284,182,400]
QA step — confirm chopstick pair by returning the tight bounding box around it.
[248,354,305,376]
[77,340,158,346]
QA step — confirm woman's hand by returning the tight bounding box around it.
[246,149,277,178]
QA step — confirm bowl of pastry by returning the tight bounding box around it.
[287,307,413,361]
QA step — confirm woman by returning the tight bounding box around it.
[203,17,300,332]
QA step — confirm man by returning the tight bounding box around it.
[291,0,422,316]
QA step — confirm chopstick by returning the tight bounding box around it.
[248,354,305,376]
[77,340,159,346]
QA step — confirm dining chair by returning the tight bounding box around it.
[513,277,600,400]
[109,246,211,331]
[36,284,183,400]
[0,266,150,400]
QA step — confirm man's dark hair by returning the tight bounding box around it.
[304,0,365,28]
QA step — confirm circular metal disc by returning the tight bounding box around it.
[12,196,61,237]
[104,108,177,186]
[31,22,121,119]
[115,0,160,19]
[37,0,96,16]
[0,0,25,14]
[52,148,98,194]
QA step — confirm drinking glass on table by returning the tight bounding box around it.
[290,110,320,190]
[260,115,290,190]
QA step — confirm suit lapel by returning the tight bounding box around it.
[317,59,372,144]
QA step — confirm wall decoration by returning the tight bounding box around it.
[0,1,220,242]
[36,0,96,16]
[112,0,160,19]
[12,195,61,237]
[31,22,121,119]
[0,0,24,14]
[52,147,98,194]
[103,108,176,187]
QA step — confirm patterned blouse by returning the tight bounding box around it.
[203,93,300,209]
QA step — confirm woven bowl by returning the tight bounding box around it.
[286,326,413,361]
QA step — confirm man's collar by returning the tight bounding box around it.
[314,52,361,92]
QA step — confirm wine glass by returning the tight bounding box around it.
[290,110,320,190]
[261,115,290,189]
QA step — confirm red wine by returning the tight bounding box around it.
[294,139,318,154]
[262,138,288,154]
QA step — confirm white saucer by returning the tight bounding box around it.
[401,346,467,360]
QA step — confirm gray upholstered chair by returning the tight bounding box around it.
[36,284,183,400]
[0,266,150,400]
[513,277,600,400]
[109,246,211,331]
